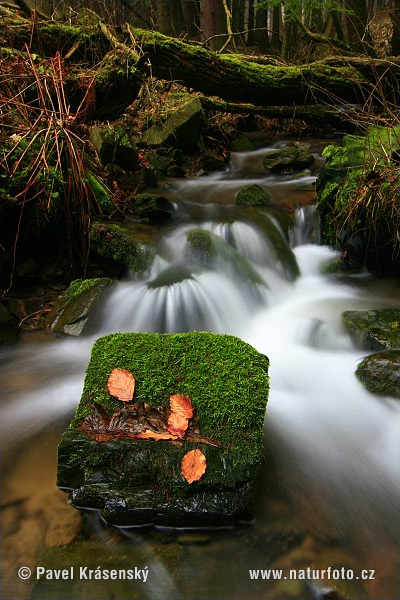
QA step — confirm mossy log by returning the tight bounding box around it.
[3,19,400,110]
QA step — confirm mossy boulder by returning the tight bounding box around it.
[263,145,315,173]
[89,125,139,171]
[0,301,19,346]
[342,309,400,351]
[85,173,113,214]
[147,265,196,288]
[235,184,271,206]
[140,97,203,151]
[256,214,300,280]
[356,351,400,399]
[231,133,255,152]
[57,332,269,526]
[90,222,154,276]
[46,278,112,336]
[200,151,227,173]
[132,192,174,223]
[185,228,265,287]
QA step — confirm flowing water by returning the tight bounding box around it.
[1,144,399,600]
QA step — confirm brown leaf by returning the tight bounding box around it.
[168,394,193,439]
[136,430,179,441]
[181,449,207,484]
[107,368,135,402]
[78,403,111,442]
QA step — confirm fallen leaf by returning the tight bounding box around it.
[78,403,112,442]
[107,368,135,402]
[136,430,179,441]
[181,449,207,484]
[168,394,193,438]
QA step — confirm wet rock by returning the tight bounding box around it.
[200,151,227,173]
[147,265,195,288]
[263,144,315,173]
[185,228,265,288]
[235,184,271,206]
[141,97,203,151]
[57,332,269,526]
[356,351,400,399]
[231,133,255,152]
[342,309,400,351]
[89,125,139,171]
[133,192,174,223]
[0,301,19,346]
[46,278,112,336]
[90,222,154,276]
[256,213,300,280]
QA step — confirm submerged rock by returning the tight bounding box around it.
[342,309,400,351]
[235,184,271,206]
[90,222,154,276]
[263,145,315,173]
[356,351,400,399]
[185,228,265,287]
[46,278,112,336]
[57,332,269,526]
[141,97,203,151]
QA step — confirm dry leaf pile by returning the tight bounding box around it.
[78,368,218,483]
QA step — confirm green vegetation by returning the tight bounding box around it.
[235,184,271,206]
[71,331,269,443]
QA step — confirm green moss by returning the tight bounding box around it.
[70,332,269,443]
[235,184,271,206]
[186,228,266,286]
[342,309,400,351]
[356,351,400,399]
[90,222,153,276]
[65,278,108,301]
[263,145,315,173]
[85,173,113,214]
[147,265,195,288]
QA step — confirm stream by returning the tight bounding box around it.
[1,143,399,600]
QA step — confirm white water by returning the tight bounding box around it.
[1,146,399,599]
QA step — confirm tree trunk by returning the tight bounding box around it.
[199,0,226,50]
[246,0,256,46]
[390,5,400,55]
[344,0,375,55]
[255,6,268,53]
[270,4,281,51]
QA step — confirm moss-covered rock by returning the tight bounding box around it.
[200,151,227,173]
[263,145,315,173]
[85,172,114,214]
[141,97,203,151]
[356,351,400,399]
[46,278,112,336]
[0,301,19,346]
[90,222,154,276]
[256,214,300,280]
[89,125,139,171]
[231,133,255,152]
[147,265,196,288]
[57,332,269,526]
[235,184,271,206]
[342,309,400,351]
[132,192,173,223]
[185,228,265,287]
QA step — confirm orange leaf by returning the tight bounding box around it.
[107,368,135,402]
[181,449,207,484]
[168,394,193,438]
[136,430,178,441]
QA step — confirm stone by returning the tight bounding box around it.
[57,332,269,526]
[133,193,174,223]
[46,278,112,336]
[356,351,400,399]
[263,144,315,173]
[0,301,19,346]
[89,125,139,171]
[231,133,255,152]
[141,97,203,151]
[235,184,271,206]
[200,151,227,173]
[342,309,400,351]
[90,222,154,276]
